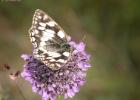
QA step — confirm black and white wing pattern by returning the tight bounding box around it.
[29,9,72,70]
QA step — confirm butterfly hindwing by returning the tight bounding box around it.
[29,9,72,70]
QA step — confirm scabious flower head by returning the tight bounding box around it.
[21,40,91,100]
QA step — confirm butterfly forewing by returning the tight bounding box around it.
[29,9,72,70]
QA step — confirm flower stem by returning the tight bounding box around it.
[15,81,26,100]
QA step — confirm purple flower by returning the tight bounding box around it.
[21,41,91,100]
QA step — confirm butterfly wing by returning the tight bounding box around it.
[29,9,72,70]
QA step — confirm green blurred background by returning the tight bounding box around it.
[0,0,140,100]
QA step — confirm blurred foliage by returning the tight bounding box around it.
[0,0,140,100]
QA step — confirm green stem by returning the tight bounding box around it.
[15,81,26,100]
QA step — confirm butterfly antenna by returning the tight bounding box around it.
[81,35,86,42]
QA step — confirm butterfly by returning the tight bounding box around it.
[29,9,73,70]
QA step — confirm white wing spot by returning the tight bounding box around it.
[31,37,35,42]
[57,59,65,63]
[46,21,55,27]
[41,36,48,41]
[56,63,61,67]
[57,31,65,38]
[34,29,39,34]
[30,31,35,36]
[48,52,61,58]
[41,31,54,41]
[34,21,37,24]
[38,16,42,19]
[50,64,55,67]
[40,41,46,47]
[39,46,47,52]
[45,29,55,34]
[59,72,63,76]
[39,22,46,27]
[46,57,53,59]
[43,15,48,20]
[63,52,70,57]
[38,26,45,30]
[49,59,56,62]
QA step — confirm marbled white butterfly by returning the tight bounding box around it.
[29,9,73,70]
